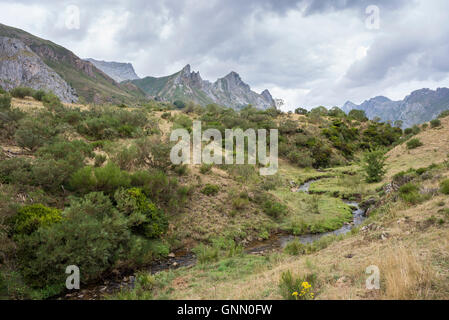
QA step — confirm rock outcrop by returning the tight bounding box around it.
[85,58,140,82]
[0,36,77,103]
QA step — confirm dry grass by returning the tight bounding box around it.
[386,117,449,178]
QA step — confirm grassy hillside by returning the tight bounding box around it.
[0,23,146,104]
[0,93,448,300]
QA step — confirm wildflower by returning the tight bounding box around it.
[292,292,298,297]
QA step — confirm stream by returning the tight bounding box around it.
[59,178,366,300]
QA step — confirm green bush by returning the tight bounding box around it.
[17,193,130,293]
[348,109,368,122]
[32,90,46,102]
[438,110,449,119]
[284,240,306,256]
[0,93,11,110]
[407,138,423,150]
[12,204,62,236]
[201,184,220,196]
[37,139,93,168]
[10,87,34,99]
[114,188,168,238]
[15,116,58,151]
[363,150,387,183]
[440,179,449,195]
[263,200,287,219]
[430,119,441,128]
[69,162,131,195]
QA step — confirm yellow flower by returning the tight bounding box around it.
[292,292,298,297]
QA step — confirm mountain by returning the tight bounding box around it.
[85,58,140,82]
[342,88,449,128]
[128,64,275,109]
[0,23,145,104]
[0,37,77,103]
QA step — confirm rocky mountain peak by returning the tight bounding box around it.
[0,36,78,103]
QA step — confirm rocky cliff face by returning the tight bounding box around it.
[130,64,275,110]
[342,88,449,128]
[0,37,77,103]
[85,58,140,82]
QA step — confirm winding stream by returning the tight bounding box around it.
[59,178,366,300]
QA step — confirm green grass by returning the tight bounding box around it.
[271,187,353,234]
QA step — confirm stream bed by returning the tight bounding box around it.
[59,178,366,300]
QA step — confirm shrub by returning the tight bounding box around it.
[32,90,46,102]
[173,164,189,176]
[284,240,306,256]
[69,162,131,195]
[438,110,449,119]
[114,188,168,239]
[201,184,220,196]
[37,139,93,169]
[263,200,287,219]
[192,244,219,264]
[10,87,34,99]
[363,150,387,183]
[407,138,423,150]
[440,179,449,195]
[279,270,316,300]
[430,119,441,128]
[12,204,62,236]
[14,116,58,151]
[17,194,130,293]
[348,109,368,122]
[94,154,107,167]
[31,159,74,192]
[0,93,11,110]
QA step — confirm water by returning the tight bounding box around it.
[58,177,366,299]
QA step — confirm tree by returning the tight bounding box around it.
[363,150,387,183]
[295,107,308,115]
[348,109,368,122]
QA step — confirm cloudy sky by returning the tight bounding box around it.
[1,0,449,110]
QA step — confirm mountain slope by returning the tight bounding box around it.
[342,88,449,128]
[0,23,145,104]
[129,64,275,109]
[0,37,77,102]
[85,58,140,82]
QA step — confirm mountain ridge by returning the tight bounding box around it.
[342,88,449,128]
[128,64,276,109]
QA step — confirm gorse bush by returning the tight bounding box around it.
[430,119,441,128]
[201,184,220,196]
[17,193,130,293]
[279,270,316,300]
[407,138,423,150]
[69,162,131,195]
[114,188,168,239]
[15,115,59,151]
[10,87,34,99]
[11,204,62,236]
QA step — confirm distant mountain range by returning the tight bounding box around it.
[124,64,275,110]
[85,58,140,82]
[342,88,449,128]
